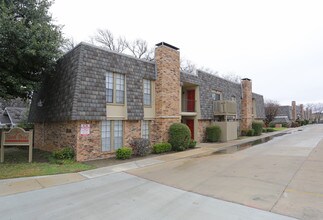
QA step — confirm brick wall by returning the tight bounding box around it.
[241,79,253,131]
[124,120,141,145]
[33,121,78,152]
[154,44,181,142]
[197,120,212,142]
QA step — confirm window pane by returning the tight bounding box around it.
[116,74,124,104]
[142,120,149,139]
[114,121,123,150]
[106,73,114,103]
[102,121,111,151]
[143,79,151,106]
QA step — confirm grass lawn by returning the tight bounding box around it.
[272,127,287,131]
[0,147,95,180]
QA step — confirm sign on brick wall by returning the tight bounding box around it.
[80,124,90,136]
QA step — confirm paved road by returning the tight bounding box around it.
[129,125,323,220]
[0,172,294,220]
[1,125,323,219]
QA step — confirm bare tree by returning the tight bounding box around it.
[198,66,219,75]
[61,37,76,53]
[92,29,127,53]
[125,39,149,59]
[180,58,197,74]
[91,29,154,60]
[221,72,241,83]
[264,99,280,125]
[306,103,323,123]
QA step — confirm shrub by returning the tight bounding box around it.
[129,138,151,156]
[168,123,191,151]
[116,147,132,160]
[188,140,197,149]
[252,121,264,136]
[241,130,248,136]
[262,128,267,133]
[291,121,299,127]
[266,128,275,132]
[246,129,255,136]
[153,143,172,154]
[52,147,75,160]
[206,125,221,142]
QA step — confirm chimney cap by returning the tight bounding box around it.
[241,78,251,81]
[156,42,179,51]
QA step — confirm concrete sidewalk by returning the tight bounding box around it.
[0,128,295,197]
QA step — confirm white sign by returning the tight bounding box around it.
[80,124,90,136]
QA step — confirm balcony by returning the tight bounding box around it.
[213,100,237,116]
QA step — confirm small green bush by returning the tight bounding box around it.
[246,129,255,136]
[206,125,221,142]
[252,121,264,136]
[52,147,75,160]
[130,138,151,156]
[266,128,275,132]
[169,123,191,151]
[262,128,267,133]
[188,140,197,149]
[116,147,132,160]
[153,143,172,154]
[241,130,248,136]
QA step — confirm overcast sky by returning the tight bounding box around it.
[51,0,323,105]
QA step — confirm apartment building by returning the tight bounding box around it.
[29,42,265,161]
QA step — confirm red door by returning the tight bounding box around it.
[186,119,194,140]
[187,90,195,112]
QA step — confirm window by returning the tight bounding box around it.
[101,121,111,151]
[114,121,123,149]
[116,74,125,104]
[212,90,222,101]
[142,120,150,139]
[105,72,125,104]
[106,73,114,103]
[143,79,151,106]
[101,120,123,151]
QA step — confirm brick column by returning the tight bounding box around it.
[292,101,296,121]
[300,104,304,120]
[241,78,252,131]
[153,42,181,142]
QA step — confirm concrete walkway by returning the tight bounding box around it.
[0,129,292,197]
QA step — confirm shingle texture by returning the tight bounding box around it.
[277,106,292,119]
[29,43,155,122]
[181,71,242,119]
[252,93,266,119]
[29,43,265,123]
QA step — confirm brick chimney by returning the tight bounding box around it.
[300,104,304,120]
[153,42,181,142]
[241,78,253,131]
[292,101,296,121]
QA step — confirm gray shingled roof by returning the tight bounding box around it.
[29,42,266,123]
[5,107,27,125]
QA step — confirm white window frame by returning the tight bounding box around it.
[143,79,151,106]
[212,90,222,101]
[105,72,125,104]
[101,120,123,152]
[141,120,150,140]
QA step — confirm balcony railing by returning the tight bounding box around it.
[213,100,237,115]
[182,99,196,112]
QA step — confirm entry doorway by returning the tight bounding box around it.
[186,119,194,140]
[187,90,195,112]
